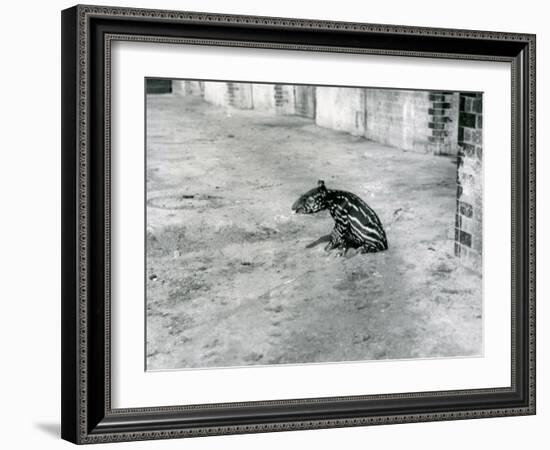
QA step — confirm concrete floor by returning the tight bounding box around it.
[145,94,482,371]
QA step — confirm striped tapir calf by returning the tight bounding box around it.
[292,180,388,255]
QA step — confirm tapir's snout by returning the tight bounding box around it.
[292,183,326,215]
[292,197,306,214]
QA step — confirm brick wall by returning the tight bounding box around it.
[274,84,296,115]
[197,82,297,115]
[225,82,253,109]
[427,92,460,155]
[454,93,483,271]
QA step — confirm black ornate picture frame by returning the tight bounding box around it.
[61,4,536,444]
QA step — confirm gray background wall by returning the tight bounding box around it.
[174,80,461,155]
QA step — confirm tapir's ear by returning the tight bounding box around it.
[318,180,325,188]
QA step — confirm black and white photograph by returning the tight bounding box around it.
[145,79,484,371]
[2,0,544,446]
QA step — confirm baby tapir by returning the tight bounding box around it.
[292,180,388,254]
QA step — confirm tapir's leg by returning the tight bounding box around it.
[305,234,331,249]
[360,242,382,253]
[324,225,346,252]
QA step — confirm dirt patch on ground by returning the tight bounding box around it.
[145,94,482,370]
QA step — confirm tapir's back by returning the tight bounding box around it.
[326,190,388,252]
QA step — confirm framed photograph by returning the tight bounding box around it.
[61,4,536,444]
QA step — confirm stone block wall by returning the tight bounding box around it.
[294,85,316,118]
[251,84,276,112]
[203,82,229,108]
[172,82,462,157]
[172,80,202,96]
[315,87,366,136]
[454,93,483,271]
[201,82,254,109]
[365,89,431,151]
[363,89,459,154]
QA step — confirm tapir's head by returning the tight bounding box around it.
[292,180,329,214]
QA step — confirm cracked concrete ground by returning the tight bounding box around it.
[145,94,482,371]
